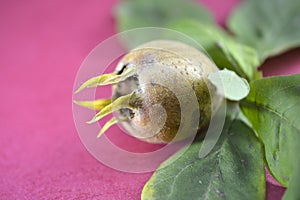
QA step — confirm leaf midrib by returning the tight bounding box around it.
[202,116,240,200]
[164,116,239,200]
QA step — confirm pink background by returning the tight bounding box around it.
[1,0,299,199]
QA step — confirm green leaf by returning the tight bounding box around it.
[228,0,300,61]
[208,69,250,101]
[169,20,260,81]
[240,74,300,187]
[114,0,213,32]
[283,158,300,200]
[142,115,265,200]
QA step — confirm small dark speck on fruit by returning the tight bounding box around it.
[117,82,122,88]
[150,82,157,86]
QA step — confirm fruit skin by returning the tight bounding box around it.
[113,40,220,143]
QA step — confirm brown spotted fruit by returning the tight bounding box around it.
[74,40,221,143]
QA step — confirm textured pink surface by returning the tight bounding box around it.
[0,0,298,199]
